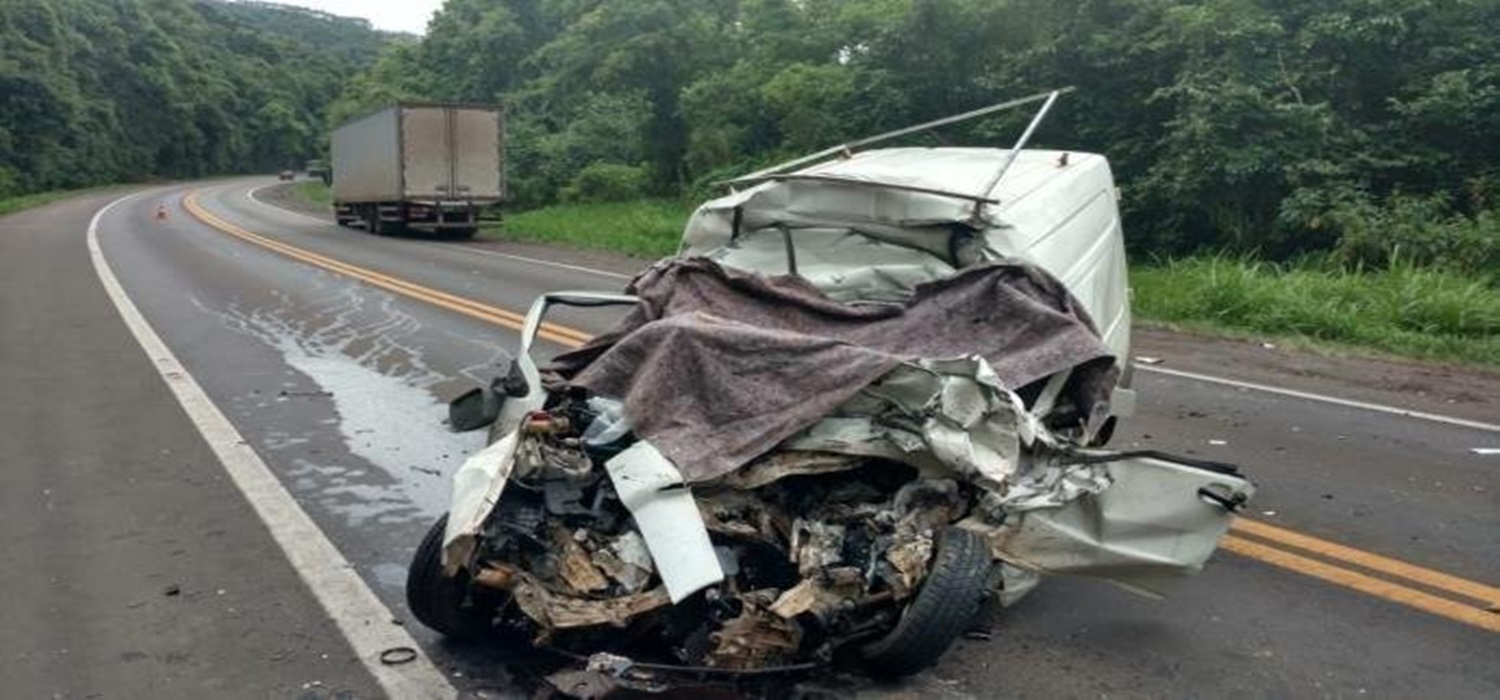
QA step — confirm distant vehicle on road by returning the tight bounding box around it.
[304,158,330,185]
[329,103,505,239]
[277,170,295,181]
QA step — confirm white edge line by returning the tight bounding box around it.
[88,191,457,699]
[245,183,635,280]
[1138,364,1500,434]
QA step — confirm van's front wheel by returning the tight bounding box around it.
[857,527,996,677]
[405,513,500,640]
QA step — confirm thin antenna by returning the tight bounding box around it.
[973,88,1066,206]
[725,87,1075,185]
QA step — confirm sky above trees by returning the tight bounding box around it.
[252,0,440,34]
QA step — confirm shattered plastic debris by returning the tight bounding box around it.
[597,531,654,593]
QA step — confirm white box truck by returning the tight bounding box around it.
[331,103,504,238]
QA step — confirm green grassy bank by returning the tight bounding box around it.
[290,180,333,206]
[1132,256,1498,367]
[486,199,687,259]
[0,186,123,217]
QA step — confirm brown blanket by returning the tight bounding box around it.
[550,258,1117,481]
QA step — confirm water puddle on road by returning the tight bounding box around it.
[205,286,495,528]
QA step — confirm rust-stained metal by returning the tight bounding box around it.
[510,570,672,635]
[551,525,610,594]
[707,591,803,669]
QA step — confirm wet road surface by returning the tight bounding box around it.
[4,178,1496,698]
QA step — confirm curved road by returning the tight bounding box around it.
[2,179,1496,698]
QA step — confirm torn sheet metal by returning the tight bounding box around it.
[791,520,846,577]
[552,258,1118,482]
[592,531,654,593]
[717,451,863,490]
[708,591,802,669]
[507,569,672,632]
[605,440,725,602]
[990,454,1254,595]
[443,428,522,573]
[790,357,1047,489]
[769,576,860,621]
[681,147,1135,370]
[550,525,610,594]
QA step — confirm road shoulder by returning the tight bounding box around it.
[0,193,385,698]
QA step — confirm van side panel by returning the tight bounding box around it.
[989,155,1131,364]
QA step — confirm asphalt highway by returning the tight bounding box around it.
[2,178,1496,698]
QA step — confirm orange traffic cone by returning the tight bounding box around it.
[155,203,169,221]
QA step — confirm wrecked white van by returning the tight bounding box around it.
[408,90,1253,692]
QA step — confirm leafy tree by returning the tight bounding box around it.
[0,0,395,197]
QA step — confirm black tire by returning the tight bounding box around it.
[858,527,995,677]
[406,514,499,640]
[1089,416,1119,447]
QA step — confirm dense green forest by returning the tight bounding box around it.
[3,0,1495,273]
[0,0,395,198]
[333,0,1499,272]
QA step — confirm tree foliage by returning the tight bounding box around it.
[0,0,394,198]
[5,0,1494,270]
[332,0,1498,269]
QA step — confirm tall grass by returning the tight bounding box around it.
[1131,254,1500,366]
[291,180,332,206]
[485,199,690,258]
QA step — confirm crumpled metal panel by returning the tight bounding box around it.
[790,357,1048,490]
[604,440,725,602]
[442,429,521,574]
[991,455,1255,595]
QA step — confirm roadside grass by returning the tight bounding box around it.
[463,198,1500,368]
[0,185,124,217]
[291,180,332,207]
[1132,255,1499,367]
[482,199,689,258]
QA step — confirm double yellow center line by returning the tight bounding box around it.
[184,192,591,348]
[181,188,1500,633]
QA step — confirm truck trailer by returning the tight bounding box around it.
[330,103,505,238]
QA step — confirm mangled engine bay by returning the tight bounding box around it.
[420,260,1254,684]
[411,93,1255,687]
